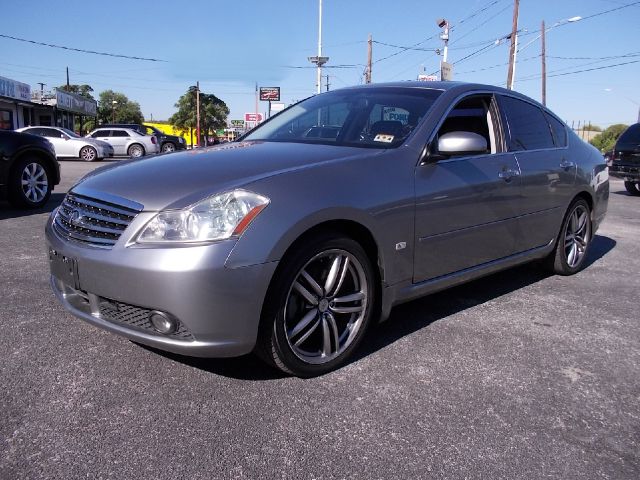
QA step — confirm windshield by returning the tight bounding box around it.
[61,127,80,138]
[244,87,442,148]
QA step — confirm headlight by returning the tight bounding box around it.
[136,189,270,244]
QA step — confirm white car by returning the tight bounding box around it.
[86,127,159,158]
[16,126,114,162]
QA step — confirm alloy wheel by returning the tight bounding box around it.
[129,145,144,158]
[21,162,49,203]
[80,146,96,161]
[283,249,369,364]
[162,143,175,153]
[563,204,590,268]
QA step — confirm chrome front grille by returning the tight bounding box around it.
[54,193,141,248]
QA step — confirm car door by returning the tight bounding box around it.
[91,129,114,152]
[110,129,132,155]
[497,95,576,253]
[34,128,65,157]
[47,128,75,157]
[413,93,522,283]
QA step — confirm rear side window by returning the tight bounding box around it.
[500,96,554,151]
[545,113,567,147]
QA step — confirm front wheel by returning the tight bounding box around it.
[127,144,145,158]
[9,157,51,208]
[624,181,640,196]
[161,142,176,153]
[79,145,97,162]
[544,198,592,275]
[258,234,376,377]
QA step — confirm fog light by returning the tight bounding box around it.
[149,311,177,334]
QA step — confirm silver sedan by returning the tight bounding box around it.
[86,127,159,158]
[16,126,114,161]
[46,82,609,377]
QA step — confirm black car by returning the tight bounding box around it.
[609,123,640,196]
[100,123,186,153]
[0,130,60,208]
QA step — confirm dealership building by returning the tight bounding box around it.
[0,74,97,131]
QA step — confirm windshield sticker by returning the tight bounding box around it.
[374,134,394,143]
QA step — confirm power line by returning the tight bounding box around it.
[449,2,512,46]
[508,58,640,83]
[0,33,168,62]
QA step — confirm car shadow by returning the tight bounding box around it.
[0,192,65,220]
[136,234,616,381]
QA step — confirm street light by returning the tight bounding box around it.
[518,16,582,53]
[111,100,118,123]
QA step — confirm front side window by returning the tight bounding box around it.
[91,130,110,138]
[111,130,129,137]
[500,95,554,151]
[434,94,499,156]
[244,87,442,149]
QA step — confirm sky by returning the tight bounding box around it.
[1,0,639,128]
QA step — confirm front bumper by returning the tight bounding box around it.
[45,212,278,357]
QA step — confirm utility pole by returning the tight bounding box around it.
[308,0,328,93]
[326,74,330,92]
[66,67,70,91]
[365,34,372,84]
[506,0,520,90]
[541,20,547,106]
[196,81,201,148]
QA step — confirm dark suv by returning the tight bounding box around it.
[0,130,60,208]
[100,124,186,153]
[610,123,640,196]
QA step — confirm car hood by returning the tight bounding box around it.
[72,141,382,211]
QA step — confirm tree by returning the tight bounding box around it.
[97,90,144,125]
[169,86,229,144]
[581,123,602,132]
[590,124,628,152]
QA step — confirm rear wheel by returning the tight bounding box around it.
[624,181,640,196]
[9,157,51,208]
[79,145,97,162]
[258,234,376,377]
[128,144,145,158]
[544,198,592,275]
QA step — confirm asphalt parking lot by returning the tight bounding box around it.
[1,159,638,479]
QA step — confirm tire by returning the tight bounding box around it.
[624,181,640,196]
[161,142,176,153]
[8,157,52,209]
[79,145,97,162]
[544,198,592,275]
[127,144,145,158]
[257,233,376,377]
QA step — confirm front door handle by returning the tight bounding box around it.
[499,168,520,181]
[560,159,576,169]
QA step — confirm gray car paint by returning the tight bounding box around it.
[46,81,609,358]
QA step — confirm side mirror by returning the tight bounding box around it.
[438,131,487,156]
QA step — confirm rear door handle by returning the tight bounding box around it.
[560,159,576,169]
[499,168,520,181]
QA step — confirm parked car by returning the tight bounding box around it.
[86,127,159,158]
[46,82,608,376]
[100,123,186,153]
[16,126,114,162]
[608,123,640,196]
[0,130,60,208]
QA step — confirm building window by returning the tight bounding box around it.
[0,109,13,130]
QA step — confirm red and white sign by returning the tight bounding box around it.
[244,113,264,122]
[417,74,438,82]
